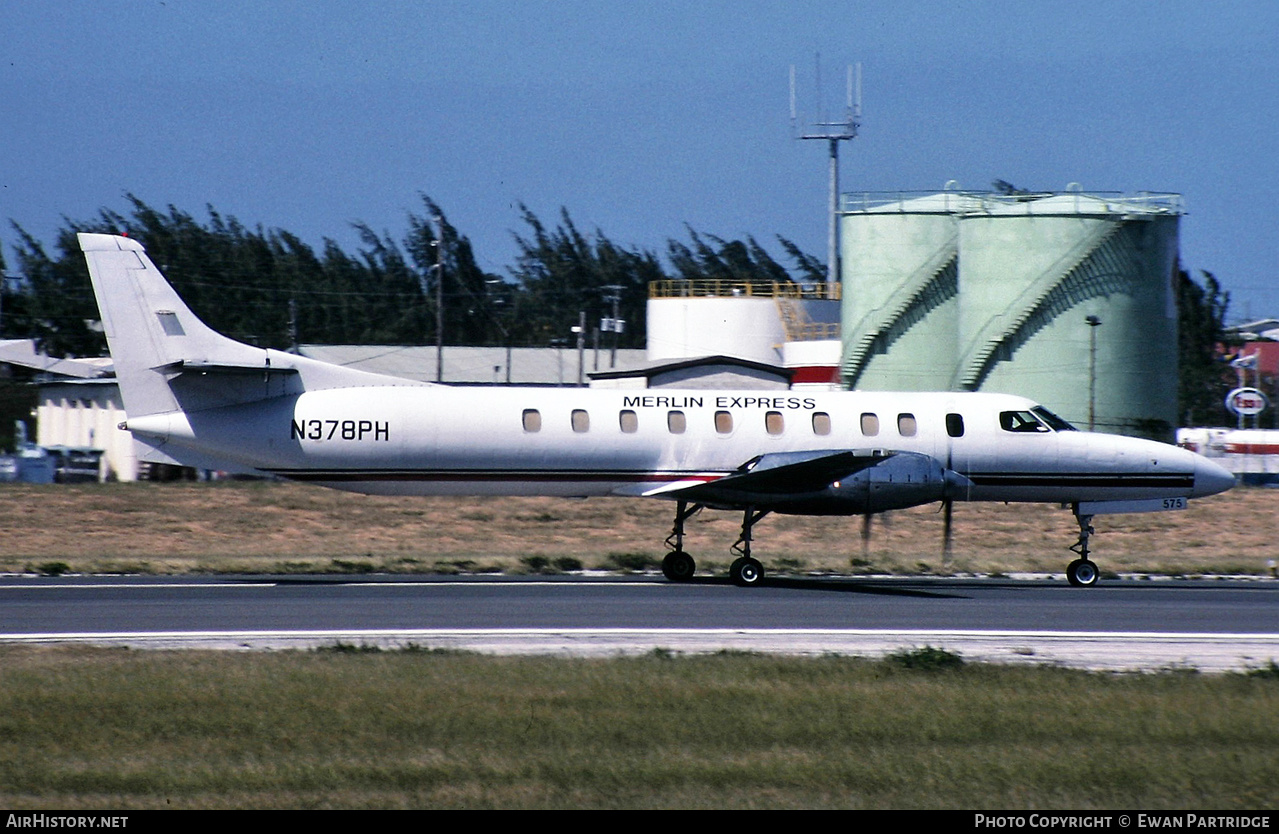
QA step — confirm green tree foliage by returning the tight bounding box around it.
[507,206,661,349]
[666,228,823,285]
[401,195,508,346]
[5,225,105,358]
[3,197,826,357]
[1178,266,1233,426]
[6,196,440,352]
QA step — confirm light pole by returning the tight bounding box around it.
[484,279,512,385]
[1086,315,1102,431]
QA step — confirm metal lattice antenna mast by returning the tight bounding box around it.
[791,59,861,288]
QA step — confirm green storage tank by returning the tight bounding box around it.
[839,188,1183,439]
[840,190,976,390]
[953,191,1182,438]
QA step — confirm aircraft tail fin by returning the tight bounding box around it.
[79,233,412,420]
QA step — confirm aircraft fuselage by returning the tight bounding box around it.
[125,385,1230,507]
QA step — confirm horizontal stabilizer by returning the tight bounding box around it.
[156,359,301,378]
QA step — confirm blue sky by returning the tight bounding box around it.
[3,1,1277,319]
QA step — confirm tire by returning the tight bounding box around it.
[662,551,695,581]
[1066,558,1099,587]
[730,557,764,587]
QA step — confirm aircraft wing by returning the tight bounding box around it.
[666,449,894,504]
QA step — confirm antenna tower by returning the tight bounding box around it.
[791,58,861,288]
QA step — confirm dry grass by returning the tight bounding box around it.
[0,480,1271,577]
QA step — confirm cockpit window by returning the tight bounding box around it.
[1031,406,1077,431]
[1000,410,1049,433]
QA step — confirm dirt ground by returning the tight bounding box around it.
[0,480,1272,577]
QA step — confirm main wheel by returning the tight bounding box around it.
[662,550,696,581]
[729,556,764,587]
[1066,558,1099,587]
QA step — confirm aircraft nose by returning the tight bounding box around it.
[1192,455,1235,498]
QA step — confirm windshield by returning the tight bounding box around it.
[1031,406,1077,431]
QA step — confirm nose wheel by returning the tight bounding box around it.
[1066,557,1099,587]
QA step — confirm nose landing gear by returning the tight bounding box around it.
[1066,507,1099,587]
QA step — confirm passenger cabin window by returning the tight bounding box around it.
[1000,410,1049,433]
[765,411,784,435]
[522,409,542,433]
[812,412,831,436]
[715,411,734,434]
[861,413,880,437]
[619,410,638,433]
[946,413,965,438]
[571,409,590,433]
[897,413,917,437]
[667,411,686,434]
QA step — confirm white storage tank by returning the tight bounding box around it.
[647,280,839,367]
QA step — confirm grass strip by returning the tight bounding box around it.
[1,646,1277,809]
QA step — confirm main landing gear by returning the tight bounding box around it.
[661,500,770,587]
[1066,507,1100,587]
[728,507,770,587]
[661,501,701,582]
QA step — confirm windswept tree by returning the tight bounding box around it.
[507,206,659,349]
[402,195,507,347]
[6,224,105,358]
[666,228,826,286]
[1178,266,1233,426]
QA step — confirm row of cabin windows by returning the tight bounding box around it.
[521,408,967,438]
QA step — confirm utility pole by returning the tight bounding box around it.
[600,285,624,368]
[575,311,586,387]
[434,215,444,384]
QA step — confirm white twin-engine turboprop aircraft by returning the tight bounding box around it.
[79,233,1234,587]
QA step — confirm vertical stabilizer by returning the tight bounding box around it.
[80,233,416,421]
[79,233,273,417]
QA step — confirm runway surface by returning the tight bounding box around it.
[2,574,1277,672]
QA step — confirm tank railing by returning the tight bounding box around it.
[840,190,1184,215]
[775,296,842,342]
[649,279,840,300]
[840,191,980,214]
[967,191,1184,216]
